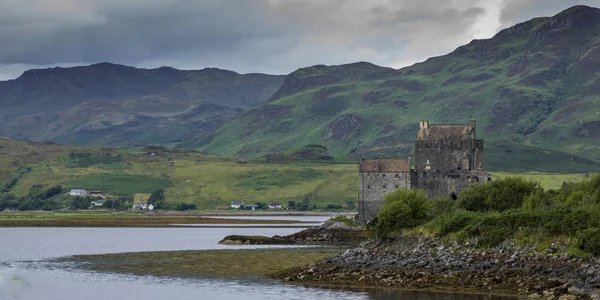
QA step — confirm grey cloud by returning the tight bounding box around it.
[0,0,596,80]
[498,0,600,28]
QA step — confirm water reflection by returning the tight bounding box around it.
[364,289,522,300]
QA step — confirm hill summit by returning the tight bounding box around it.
[195,5,600,164]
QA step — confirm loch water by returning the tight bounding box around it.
[0,217,520,300]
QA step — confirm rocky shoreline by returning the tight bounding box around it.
[219,220,370,245]
[273,235,600,300]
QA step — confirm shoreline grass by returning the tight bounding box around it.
[64,248,341,278]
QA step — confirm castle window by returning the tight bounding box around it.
[382,174,386,179]
[367,185,371,190]
[367,174,371,179]
[395,174,399,179]
[382,185,386,190]
[395,185,399,189]
[474,177,479,182]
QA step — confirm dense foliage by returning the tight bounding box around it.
[455,177,541,212]
[66,152,123,168]
[371,189,430,239]
[147,188,166,209]
[371,174,600,253]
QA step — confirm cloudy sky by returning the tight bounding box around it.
[0,0,598,80]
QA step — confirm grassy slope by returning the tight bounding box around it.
[0,138,592,211]
[197,6,600,164]
[0,139,358,209]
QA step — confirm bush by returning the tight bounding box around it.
[329,215,354,227]
[325,204,343,210]
[176,203,197,211]
[371,189,429,239]
[523,189,555,210]
[578,228,600,254]
[430,197,455,216]
[456,177,540,212]
[438,211,482,236]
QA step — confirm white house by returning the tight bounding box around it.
[268,202,282,209]
[69,189,88,196]
[231,201,244,209]
[132,203,148,210]
[90,200,105,207]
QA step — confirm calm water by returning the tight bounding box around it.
[0,220,520,300]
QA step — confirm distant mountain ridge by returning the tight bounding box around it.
[0,62,284,146]
[193,5,600,164]
[2,5,600,169]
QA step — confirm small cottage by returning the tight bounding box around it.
[69,189,88,196]
[231,201,244,209]
[245,204,259,211]
[268,202,282,209]
[132,203,148,210]
[88,191,105,197]
[90,200,105,207]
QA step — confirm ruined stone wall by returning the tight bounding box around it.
[358,171,411,224]
[414,170,490,199]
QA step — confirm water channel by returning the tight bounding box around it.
[0,216,519,300]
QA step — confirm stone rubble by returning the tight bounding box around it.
[276,235,600,299]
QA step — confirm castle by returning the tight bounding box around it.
[358,120,491,223]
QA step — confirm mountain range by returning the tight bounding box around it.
[0,63,283,146]
[1,5,600,170]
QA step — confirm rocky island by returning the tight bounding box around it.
[218,219,370,245]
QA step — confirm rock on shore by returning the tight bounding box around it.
[274,235,600,299]
[218,220,369,245]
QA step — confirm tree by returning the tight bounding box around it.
[346,199,356,210]
[147,188,166,209]
[287,201,296,209]
[371,189,430,239]
[457,177,540,212]
[255,202,267,210]
[70,196,91,209]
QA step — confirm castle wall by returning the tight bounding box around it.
[357,120,490,223]
[358,171,411,224]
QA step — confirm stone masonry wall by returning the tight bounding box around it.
[358,171,411,224]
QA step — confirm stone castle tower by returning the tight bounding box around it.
[358,120,490,223]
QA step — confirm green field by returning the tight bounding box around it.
[489,172,589,190]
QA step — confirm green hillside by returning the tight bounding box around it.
[0,138,357,210]
[0,63,283,146]
[195,5,600,164]
[0,139,594,211]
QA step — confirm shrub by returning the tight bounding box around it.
[523,189,555,210]
[457,177,540,212]
[326,204,343,210]
[438,210,482,236]
[578,228,600,254]
[371,189,429,238]
[329,215,354,227]
[430,197,455,216]
[176,203,197,211]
